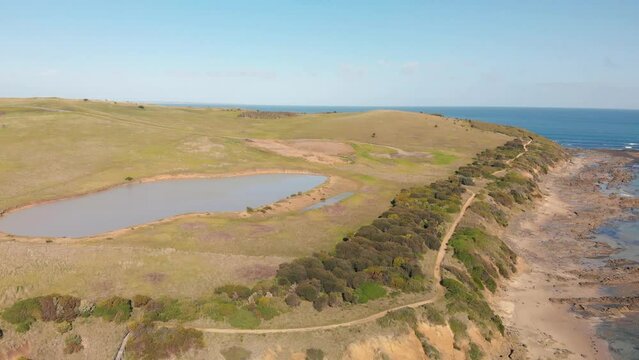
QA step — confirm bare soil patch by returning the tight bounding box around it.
[245,139,354,164]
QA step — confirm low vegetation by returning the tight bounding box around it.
[125,323,204,360]
[276,176,464,307]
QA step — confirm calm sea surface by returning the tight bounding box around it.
[163,103,638,358]
[163,104,639,150]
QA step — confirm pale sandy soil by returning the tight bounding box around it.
[245,139,354,164]
[494,154,630,360]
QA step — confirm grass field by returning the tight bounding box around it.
[0,98,510,306]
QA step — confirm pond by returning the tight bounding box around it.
[303,192,354,211]
[0,173,327,238]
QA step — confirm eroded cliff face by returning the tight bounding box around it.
[336,320,520,360]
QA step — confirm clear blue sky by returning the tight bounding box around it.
[1,0,638,108]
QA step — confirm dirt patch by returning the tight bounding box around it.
[342,331,426,360]
[239,264,278,281]
[179,136,224,154]
[417,323,464,360]
[145,272,167,284]
[245,139,353,164]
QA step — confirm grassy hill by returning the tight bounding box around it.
[0,98,510,303]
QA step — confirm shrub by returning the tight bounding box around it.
[415,330,441,360]
[1,297,42,332]
[39,295,80,322]
[449,317,467,343]
[221,346,251,360]
[255,298,279,320]
[442,278,504,335]
[63,334,83,354]
[355,282,386,303]
[296,281,320,301]
[126,323,203,360]
[377,308,417,328]
[215,284,252,300]
[228,308,260,329]
[449,227,516,293]
[420,304,446,325]
[468,342,484,360]
[56,321,73,334]
[143,298,197,322]
[285,293,301,307]
[132,295,151,307]
[92,296,132,323]
[312,294,328,311]
[306,348,325,360]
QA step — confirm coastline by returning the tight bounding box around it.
[494,150,638,359]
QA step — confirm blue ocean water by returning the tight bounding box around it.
[163,103,639,150]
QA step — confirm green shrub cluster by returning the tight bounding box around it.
[456,139,527,178]
[449,227,517,292]
[442,278,504,335]
[93,296,132,323]
[140,294,279,329]
[277,177,465,307]
[470,201,508,227]
[377,307,417,328]
[1,295,80,332]
[126,323,204,360]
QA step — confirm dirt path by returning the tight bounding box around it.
[113,332,130,360]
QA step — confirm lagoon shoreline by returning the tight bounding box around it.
[495,149,638,359]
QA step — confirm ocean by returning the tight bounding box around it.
[163,104,639,150]
[164,102,638,358]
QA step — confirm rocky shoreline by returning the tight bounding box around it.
[495,149,638,359]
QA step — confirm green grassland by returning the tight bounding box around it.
[0,98,510,305]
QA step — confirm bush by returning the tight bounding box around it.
[56,321,73,334]
[221,346,251,360]
[296,281,320,301]
[449,317,467,343]
[285,293,301,307]
[215,284,252,300]
[63,334,83,354]
[306,348,325,360]
[126,323,203,360]
[312,294,328,311]
[468,342,484,360]
[228,308,260,329]
[92,296,132,323]
[421,304,446,325]
[1,297,42,332]
[355,282,387,303]
[415,330,441,360]
[377,308,417,328]
[143,298,197,322]
[132,295,151,307]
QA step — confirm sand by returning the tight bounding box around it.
[494,152,637,360]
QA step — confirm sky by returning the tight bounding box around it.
[1,0,638,108]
